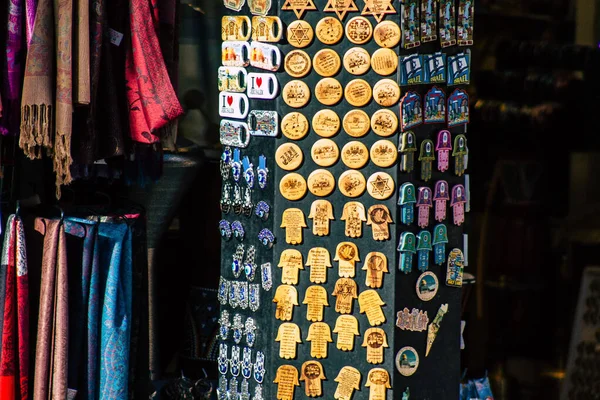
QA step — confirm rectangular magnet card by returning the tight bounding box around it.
[447,51,471,85]
[420,0,438,42]
[439,0,457,47]
[423,52,446,84]
[400,54,424,86]
[401,0,421,49]
[457,0,474,45]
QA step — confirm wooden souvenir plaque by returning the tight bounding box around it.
[362,252,388,288]
[300,360,326,397]
[365,368,391,400]
[303,285,329,321]
[275,322,302,359]
[307,322,333,359]
[334,366,362,399]
[334,242,360,277]
[278,249,304,285]
[358,289,386,326]
[281,208,307,245]
[274,365,300,400]
[362,328,388,364]
[308,199,335,236]
[306,247,332,283]
[333,315,360,351]
[273,285,299,321]
[332,277,358,314]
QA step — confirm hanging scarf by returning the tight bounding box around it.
[33,219,68,399]
[25,0,37,44]
[1,0,25,136]
[74,0,89,105]
[53,0,74,197]
[19,0,54,160]
[97,222,132,399]
[64,218,95,398]
[0,216,30,400]
[125,0,183,144]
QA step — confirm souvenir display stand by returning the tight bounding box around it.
[217,1,471,398]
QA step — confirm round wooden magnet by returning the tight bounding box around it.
[370,109,398,137]
[276,142,304,171]
[312,138,340,167]
[370,139,397,167]
[282,112,310,140]
[345,16,372,44]
[315,77,343,106]
[338,170,366,198]
[285,50,312,78]
[366,171,394,200]
[341,141,369,169]
[308,169,336,197]
[343,47,371,75]
[370,48,398,76]
[316,16,344,45]
[287,20,314,48]
[312,109,341,138]
[313,48,342,77]
[372,78,400,107]
[343,109,370,138]
[345,79,372,107]
[280,172,307,200]
[373,20,401,48]
[283,80,311,108]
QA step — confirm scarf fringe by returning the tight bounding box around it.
[54,130,73,199]
[19,104,53,160]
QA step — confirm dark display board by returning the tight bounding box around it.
[218,1,470,399]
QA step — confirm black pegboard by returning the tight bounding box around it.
[219,2,468,399]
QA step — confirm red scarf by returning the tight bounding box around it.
[125,0,183,143]
[0,216,29,400]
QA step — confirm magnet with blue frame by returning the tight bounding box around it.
[451,184,467,225]
[448,88,469,127]
[399,131,417,172]
[424,86,446,123]
[446,248,464,287]
[416,230,432,271]
[432,223,448,265]
[436,130,452,172]
[255,200,270,220]
[397,231,417,274]
[453,134,468,176]
[401,0,421,49]
[447,51,471,85]
[439,0,457,47]
[434,180,449,221]
[417,187,433,228]
[457,0,474,46]
[400,54,424,85]
[423,52,446,83]
[400,91,423,131]
[258,228,275,248]
[421,0,437,42]
[398,182,417,224]
[418,139,435,181]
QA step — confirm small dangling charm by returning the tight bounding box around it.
[220,183,233,214]
[242,156,255,188]
[398,232,416,274]
[232,148,242,183]
[451,184,466,225]
[230,345,241,377]
[434,180,449,222]
[244,245,257,281]
[232,244,245,278]
[242,347,253,380]
[242,187,253,217]
[245,317,257,347]
[418,139,435,181]
[218,343,229,375]
[257,155,268,189]
[232,314,244,344]
[233,184,243,214]
[218,309,231,340]
[219,220,232,240]
[220,146,233,180]
[453,134,468,176]
[432,224,448,265]
[416,187,432,228]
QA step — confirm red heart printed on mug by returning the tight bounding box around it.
[227,95,234,106]
[256,77,263,87]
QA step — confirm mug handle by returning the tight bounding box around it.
[241,42,251,66]
[271,47,282,71]
[239,94,250,119]
[240,16,251,41]
[237,68,248,91]
[268,74,279,98]
[239,122,250,148]
[272,17,283,41]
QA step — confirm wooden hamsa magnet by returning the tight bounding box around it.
[303,285,329,322]
[307,322,333,359]
[306,247,332,284]
[278,249,304,285]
